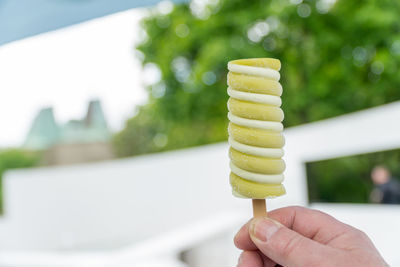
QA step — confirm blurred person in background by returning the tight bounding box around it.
[370,165,400,204]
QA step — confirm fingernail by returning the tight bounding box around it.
[250,217,280,242]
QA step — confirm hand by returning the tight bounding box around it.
[234,206,388,267]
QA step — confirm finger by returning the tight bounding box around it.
[234,206,351,250]
[249,217,339,267]
[259,252,277,267]
[270,207,378,251]
[234,226,277,267]
[267,206,354,244]
[238,251,263,267]
[235,221,258,251]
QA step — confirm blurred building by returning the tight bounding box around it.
[24,100,114,165]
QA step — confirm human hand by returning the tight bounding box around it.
[234,206,388,267]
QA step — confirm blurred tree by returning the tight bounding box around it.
[306,149,400,203]
[113,0,400,203]
[0,149,40,213]
[114,0,400,157]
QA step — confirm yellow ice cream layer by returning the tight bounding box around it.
[229,148,285,174]
[230,172,286,199]
[228,123,285,148]
[229,58,281,70]
[228,72,282,96]
[228,98,284,122]
[227,58,285,199]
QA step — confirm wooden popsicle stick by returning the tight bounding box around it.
[252,199,267,217]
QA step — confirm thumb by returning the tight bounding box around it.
[249,217,336,267]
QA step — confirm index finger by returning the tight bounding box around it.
[234,206,353,251]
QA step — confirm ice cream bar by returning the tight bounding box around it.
[227,58,286,199]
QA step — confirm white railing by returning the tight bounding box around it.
[1,101,400,266]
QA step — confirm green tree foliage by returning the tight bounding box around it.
[0,149,40,213]
[113,0,400,203]
[114,0,400,157]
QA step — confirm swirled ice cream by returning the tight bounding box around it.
[227,58,285,199]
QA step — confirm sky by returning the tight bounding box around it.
[0,8,149,148]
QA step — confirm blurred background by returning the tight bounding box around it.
[1,0,400,266]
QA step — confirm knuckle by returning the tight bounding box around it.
[355,229,374,245]
[312,209,327,216]
[278,233,303,259]
[351,228,369,240]
[291,205,306,212]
